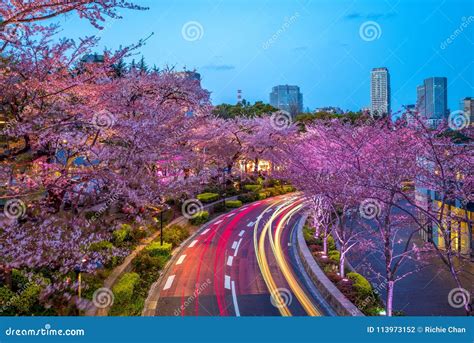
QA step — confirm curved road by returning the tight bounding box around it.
[153,195,333,316]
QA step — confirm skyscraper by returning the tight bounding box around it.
[269,85,303,117]
[416,77,448,126]
[461,97,473,125]
[370,67,391,116]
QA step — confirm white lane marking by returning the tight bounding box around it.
[231,280,241,317]
[214,220,223,224]
[239,207,247,211]
[224,275,231,290]
[176,255,186,265]
[238,230,245,237]
[226,213,235,218]
[234,238,243,256]
[227,256,234,266]
[231,241,238,249]
[163,275,175,290]
[247,221,255,227]
[189,239,198,247]
[200,228,210,235]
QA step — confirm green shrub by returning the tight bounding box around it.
[327,235,336,250]
[243,184,261,192]
[225,200,242,208]
[265,187,282,196]
[12,269,29,291]
[82,273,105,300]
[258,191,270,200]
[163,225,190,248]
[130,226,148,241]
[303,225,320,245]
[281,185,295,193]
[133,253,168,275]
[112,272,140,306]
[196,193,219,203]
[189,211,209,225]
[347,272,373,298]
[12,283,41,314]
[145,242,172,257]
[113,225,131,244]
[238,193,258,203]
[328,250,340,263]
[0,286,16,315]
[89,240,114,252]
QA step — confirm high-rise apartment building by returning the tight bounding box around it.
[370,67,391,116]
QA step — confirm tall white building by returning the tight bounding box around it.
[370,67,391,116]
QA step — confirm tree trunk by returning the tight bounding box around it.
[386,280,394,316]
[323,234,328,255]
[339,252,345,278]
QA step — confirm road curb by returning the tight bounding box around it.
[295,212,364,317]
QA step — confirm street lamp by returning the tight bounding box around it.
[76,257,88,299]
[159,204,171,246]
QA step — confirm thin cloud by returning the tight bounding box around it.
[202,63,235,71]
[344,12,397,20]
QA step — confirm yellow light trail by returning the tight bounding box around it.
[270,202,322,316]
[253,199,293,316]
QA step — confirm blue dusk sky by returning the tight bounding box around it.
[57,0,473,112]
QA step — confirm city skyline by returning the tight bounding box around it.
[53,0,473,112]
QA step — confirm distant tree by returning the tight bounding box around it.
[112,58,127,77]
[212,101,277,119]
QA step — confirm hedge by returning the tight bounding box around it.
[145,241,172,257]
[196,192,219,203]
[225,200,242,208]
[189,211,209,225]
[238,193,258,203]
[112,272,140,306]
[243,184,261,192]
